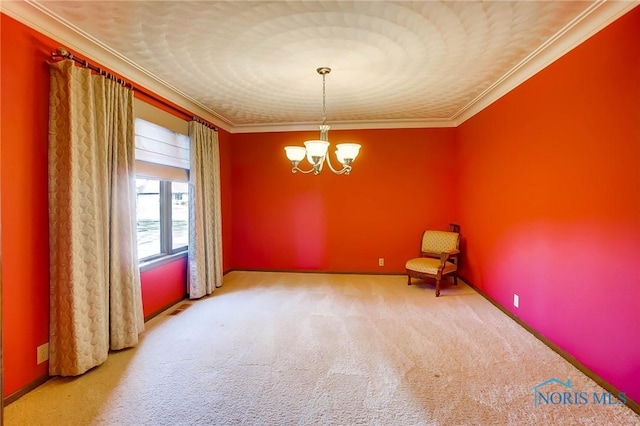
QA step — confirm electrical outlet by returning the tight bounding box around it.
[378,258,384,267]
[513,294,519,308]
[37,342,49,364]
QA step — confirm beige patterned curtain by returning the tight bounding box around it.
[188,121,223,298]
[48,60,144,376]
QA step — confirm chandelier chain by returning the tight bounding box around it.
[322,72,327,125]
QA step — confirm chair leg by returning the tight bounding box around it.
[453,274,458,286]
[407,275,412,285]
[435,279,441,297]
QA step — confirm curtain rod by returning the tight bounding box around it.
[50,47,218,131]
[191,116,217,130]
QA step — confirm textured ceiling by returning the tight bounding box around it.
[5,1,637,132]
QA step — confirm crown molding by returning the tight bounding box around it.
[230,119,456,134]
[1,0,234,132]
[451,0,639,126]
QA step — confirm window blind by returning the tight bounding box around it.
[134,117,190,181]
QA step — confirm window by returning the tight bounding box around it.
[134,117,190,265]
[136,178,188,261]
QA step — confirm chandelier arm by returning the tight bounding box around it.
[291,165,316,174]
[324,151,351,175]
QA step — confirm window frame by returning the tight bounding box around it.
[169,180,190,251]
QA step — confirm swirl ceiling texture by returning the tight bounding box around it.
[4,1,635,132]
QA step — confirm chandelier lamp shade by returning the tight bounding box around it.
[284,67,361,175]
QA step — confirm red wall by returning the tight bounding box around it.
[1,13,53,398]
[219,129,234,273]
[456,7,640,403]
[230,128,457,273]
[140,258,188,319]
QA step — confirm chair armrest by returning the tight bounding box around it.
[421,249,459,257]
[419,252,453,265]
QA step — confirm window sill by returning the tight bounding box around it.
[139,250,188,273]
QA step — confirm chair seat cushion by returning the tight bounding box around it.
[406,257,457,275]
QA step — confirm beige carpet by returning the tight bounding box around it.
[5,271,639,425]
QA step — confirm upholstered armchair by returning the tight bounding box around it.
[405,230,460,297]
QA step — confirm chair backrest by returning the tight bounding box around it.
[421,230,459,253]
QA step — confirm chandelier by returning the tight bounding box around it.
[284,67,361,175]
